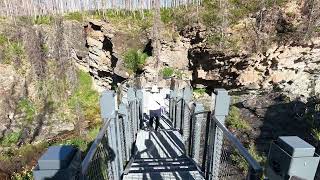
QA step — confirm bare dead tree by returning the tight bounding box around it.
[0,0,200,17]
[303,0,320,40]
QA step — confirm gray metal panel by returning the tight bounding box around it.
[127,88,136,101]
[38,146,76,170]
[288,155,320,180]
[34,150,80,180]
[266,142,292,179]
[213,89,230,116]
[267,141,320,180]
[100,91,116,120]
[278,136,315,157]
[183,87,192,102]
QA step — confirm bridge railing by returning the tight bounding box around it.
[81,89,143,180]
[169,88,263,180]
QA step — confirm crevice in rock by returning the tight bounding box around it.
[89,22,102,31]
[143,40,153,56]
[111,54,118,68]
[102,36,113,52]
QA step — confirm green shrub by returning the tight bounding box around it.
[87,126,100,140]
[248,144,266,165]
[123,49,148,74]
[202,0,220,27]
[312,128,320,141]
[41,43,49,54]
[12,170,33,180]
[161,67,175,78]
[3,41,25,64]
[18,98,36,123]
[64,12,84,22]
[0,131,21,147]
[193,88,206,96]
[32,15,53,25]
[0,34,8,45]
[226,106,251,131]
[161,8,174,24]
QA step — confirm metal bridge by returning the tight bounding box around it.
[78,79,263,180]
[33,78,263,180]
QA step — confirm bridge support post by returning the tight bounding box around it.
[192,103,204,163]
[207,89,230,180]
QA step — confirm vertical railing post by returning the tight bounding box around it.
[119,102,130,162]
[175,89,183,130]
[127,88,136,138]
[192,103,204,163]
[171,90,177,128]
[115,112,124,176]
[137,90,143,129]
[182,87,193,153]
[100,91,121,180]
[169,91,173,119]
[209,89,230,180]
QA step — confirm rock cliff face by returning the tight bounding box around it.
[187,26,320,100]
[70,18,320,102]
[73,20,127,91]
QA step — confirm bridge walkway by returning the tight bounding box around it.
[123,112,205,180]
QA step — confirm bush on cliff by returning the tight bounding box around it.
[123,49,148,74]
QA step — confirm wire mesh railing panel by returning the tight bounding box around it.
[217,133,248,180]
[118,116,127,167]
[182,101,192,152]
[210,116,263,180]
[85,131,112,180]
[195,112,210,170]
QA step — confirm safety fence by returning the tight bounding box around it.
[80,88,143,180]
[169,88,263,180]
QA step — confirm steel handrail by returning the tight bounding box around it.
[212,116,263,173]
[81,117,112,176]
